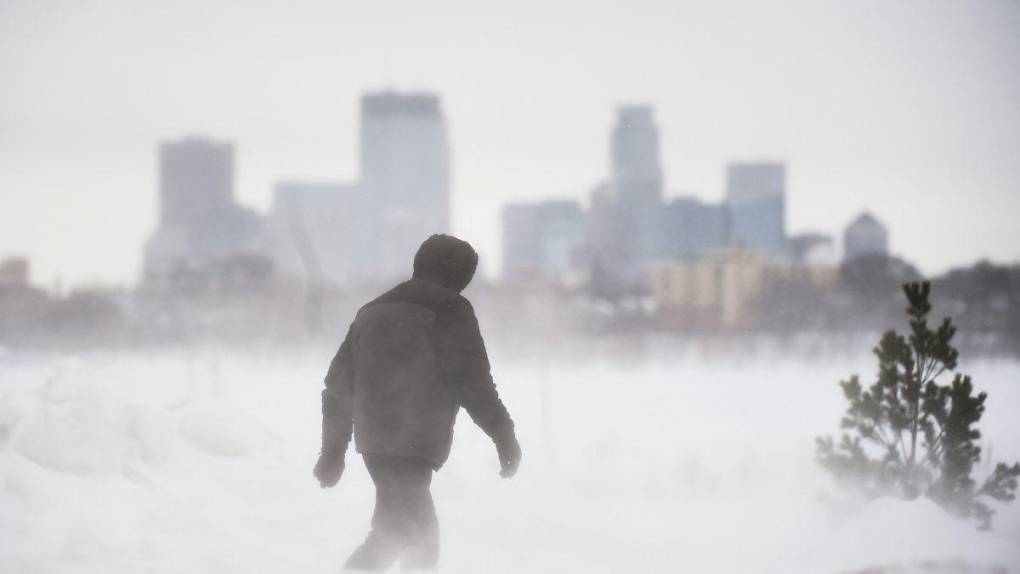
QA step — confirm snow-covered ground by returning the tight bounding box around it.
[1,347,1018,573]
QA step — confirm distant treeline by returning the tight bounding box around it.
[718,256,1018,355]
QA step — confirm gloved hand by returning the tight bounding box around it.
[313,448,344,488]
[495,431,522,479]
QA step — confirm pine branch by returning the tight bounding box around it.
[896,429,908,464]
[975,463,1020,502]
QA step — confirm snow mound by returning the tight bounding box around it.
[177,405,265,457]
[802,497,1019,573]
[0,359,267,480]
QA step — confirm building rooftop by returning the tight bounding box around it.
[362,91,441,116]
[616,105,655,126]
[848,211,885,229]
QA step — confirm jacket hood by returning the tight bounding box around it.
[412,234,479,293]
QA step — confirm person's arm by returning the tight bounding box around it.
[441,299,521,477]
[314,325,355,487]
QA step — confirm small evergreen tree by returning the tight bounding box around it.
[816,281,1020,529]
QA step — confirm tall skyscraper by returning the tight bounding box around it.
[360,91,450,281]
[144,136,265,285]
[843,212,889,261]
[587,106,665,286]
[158,137,234,226]
[610,106,663,203]
[725,162,786,260]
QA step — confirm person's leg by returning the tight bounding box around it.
[343,455,405,571]
[397,461,439,570]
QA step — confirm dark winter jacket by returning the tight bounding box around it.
[320,235,514,469]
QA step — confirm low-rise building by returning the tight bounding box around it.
[653,248,839,327]
[652,248,768,327]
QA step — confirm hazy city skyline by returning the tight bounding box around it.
[2,0,1018,287]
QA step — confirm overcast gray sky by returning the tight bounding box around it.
[1,0,1018,287]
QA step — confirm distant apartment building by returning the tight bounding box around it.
[143,137,266,287]
[652,248,768,327]
[652,246,840,327]
[764,262,840,291]
[843,212,889,261]
[502,200,586,283]
[269,182,370,289]
[725,162,786,260]
[360,91,450,281]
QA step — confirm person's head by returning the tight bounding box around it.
[412,234,479,293]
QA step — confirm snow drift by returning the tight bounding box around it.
[0,350,1018,573]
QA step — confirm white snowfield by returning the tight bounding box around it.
[0,348,1018,573]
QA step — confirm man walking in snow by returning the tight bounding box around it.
[313,234,522,571]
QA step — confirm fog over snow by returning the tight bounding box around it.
[1,347,1018,573]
